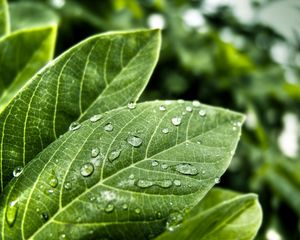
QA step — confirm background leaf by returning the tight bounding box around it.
[0,25,57,112]
[0,100,244,239]
[0,29,161,192]
[156,188,262,240]
[0,0,9,37]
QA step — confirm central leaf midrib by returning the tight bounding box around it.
[26,104,234,239]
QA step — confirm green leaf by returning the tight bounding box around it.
[0,101,244,239]
[0,26,57,112]
[0,0,10,37]
[156,188,262,240]
[0,29,161,191]
[9,2,58,32]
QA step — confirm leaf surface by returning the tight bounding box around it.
[0,29,161,191]
[0,0,9,37]
[0,101,244,239]
[0,26,57,112]
[156,188,262,240]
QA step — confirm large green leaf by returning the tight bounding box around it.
[0,101,244,239]
[0,29,161,192]
[0,0,9,37]
[156,188,262,240]
[9,2,58,32]
[0,26,57,112]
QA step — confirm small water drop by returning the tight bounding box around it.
[165,100,172,105]
[214,177,220,184]
[90,114,102,123]
[127,135,143,147]
[157,180,173,188]
[104,203,114,213]
[159,105,166,111]
[69,122,81,131]
[232,126,237,131]
[166,212,184,231]
[186,106,193,112]
[175,163,198,176]
[122,203,128,210]
[108,149,121,162]
[161,163,168,170]
[192,100,201,107]
[127,102,136,110]
[91,147,100,158]
[59,233,68,240]
[173,180,181,186]
[177,99,184,104]
[129,174,135,180]
[6,200,18,227]
[201,170,206,174]
[64,182,72,190]
[151,160,159,167]
[171,117,182,126]
[80,163,94,177]
[199,109,207,117]
[104,123,114,132]
[41,212,49,221]
[13,166,23,178]
[162,128,169,134]
[135,208,141,214]
[136,179,154,188]
[156,211,162,219]
[47,189,54,194]
[49,177,58,188]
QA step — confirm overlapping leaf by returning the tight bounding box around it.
[156,188,262,240]
[0,101,244,239]
[0,0,9,37]
[0,29,161,191]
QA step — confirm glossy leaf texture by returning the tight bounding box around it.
[0,101,244,240]
[0,26,57,112]
[156,188,262,240]
[0,0,9,37]
[9,2,58,32]
[0,29,161,192]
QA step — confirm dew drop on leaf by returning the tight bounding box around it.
[136,179,154,188]
[214,177,220,184]
[13,166,23,178]
[129,174,135,180]
[108,149,121,162]
[166,212,184,231]
[177,99,184,104]
[135,208,141,214]
[156,211,162,219]
[173,179,181,186]
[59,233,68,240]
[90,114,102,123]
[175,163,198,176]
[122,203,128,210]
[199,109,207,117]
[6,199,18,227]
[41,212,49,221]
[80,163,94,177]
[151,160,159,167]
[186,106,193,112]
[171,117,182,126]
[91,147,100,158]
[69,122,81,131]
[162,128,169,134]
[127,135,143,147]
[159,105,166,111]
[49,176,58,188]
[104,203,114,213]
[127,102,136,110]
[64,182,72,190]
[104,123,114,132]
[192,100,201,107]
[157,180,173,188]
[161,163,168,170]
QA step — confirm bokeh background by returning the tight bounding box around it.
[9,0,300,239]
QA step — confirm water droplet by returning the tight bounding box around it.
[80,163,94,177]
[192,100,201,107]
[69,122,81,131]
[175,163,198,176]
[177,99,184,104]
[122,203,128,210]
[136,179,154,188]
[156,211,162,219]
[173,180,181,186]
[199,109,206,117]
[127,135,143,147]
[104,123,113,132]
[6,200,18,227]
[161,163,168,170]
[166,212,184,231]
[59,233,68,240]
[151,160,159,167]
[202,170,206,174]
[162,128,169,134]
[108,149,121,162]
[186,106,193,112]
[64,182,72,190]
[127,102,136,109]
[157,180,172,188]
[214,177,220,184]
[232,126,237,131]
[13,166,23,178]
[197,141,202,144]
[129,174,135,180]
[90,114,102,123]
[91,147,100,158]
[135,208,141,214]
[171,117,182,126]
[159,105,166,111]
[104,204,114,213]
[49,177,58,188]
[41,212,49,221]
[165,100,172,105]
[47,189,54,194]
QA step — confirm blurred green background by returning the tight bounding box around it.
[9,0,300,239]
